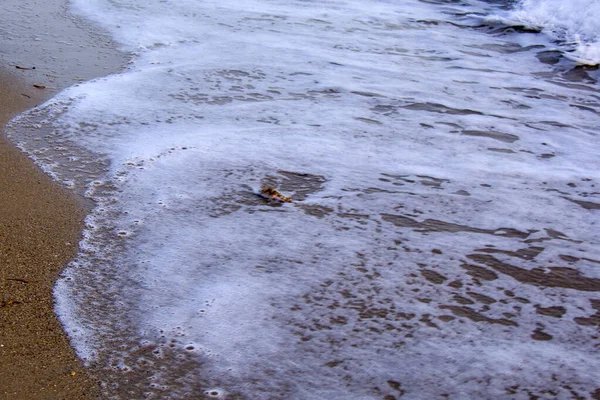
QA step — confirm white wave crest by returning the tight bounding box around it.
[510,0,600,65]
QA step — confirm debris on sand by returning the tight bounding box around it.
[260,186,292,203]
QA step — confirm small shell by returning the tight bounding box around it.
[260,186,292,202]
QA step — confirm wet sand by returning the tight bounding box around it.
[0,1,126,398]
[0,75,98,397]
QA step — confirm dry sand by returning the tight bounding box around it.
[0,1,126,398]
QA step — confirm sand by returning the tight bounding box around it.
[0,1,126,398]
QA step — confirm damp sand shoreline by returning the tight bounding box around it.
[0,1,126,398]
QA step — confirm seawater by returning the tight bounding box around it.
[497,0,600,64]
[7,0,600,398]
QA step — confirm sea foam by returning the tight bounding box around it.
[503,0,600,64]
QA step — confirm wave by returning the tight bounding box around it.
[486,0,600,65]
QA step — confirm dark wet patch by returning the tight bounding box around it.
[375,173,452,192]
[467,43,544,54]
[307,88,342,97]
[447,280,463,289]
[563,197,600,210]
[295,204,334,218]
[551,80,598,92]
[371,104,398,115]
[448,66,519,78]
[386,380,405,397]
[485,23,541,35]
[419,314,440,328]
[416,175,449,189]
[208,188,260,217]
[402,102,483,115]
[437,121,463,129]
[420,269,448,284]
[461,129,519,143]
[574,300,600,326]
[417,55,457,62]
[467,254,600,292]
[262,170,327,201]
[324,360,343,368]
[460,263,499,281]
[504,385,581,399]
[524,228,582,244]
[559,254,580,263]
[472,246,544,261]
[562,66,598,84]
[501,99,532,110]
[546,228,580,241]
[538,120,573,128]
[351,91,385,98]
[355,117,382,125]
[513,297,530,304]
[437,315,456,322]
[363,187,399,194]
[414,18,439,25]
[337,213,370,225]
[531,329,553,341]
[459,49,492,58]
[502,86,544,95]
[545,187,570,195]
[487,148,516,153]
[439,305,518,326]
[535,306,566,318]
[381,214,531,238]
[380,173,414,182]
[466,291,496,305]
[536,50,562,65]
[452,295,475,305]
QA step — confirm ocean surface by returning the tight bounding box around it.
[7,0,600,398]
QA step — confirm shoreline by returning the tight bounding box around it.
[0,1,126,398]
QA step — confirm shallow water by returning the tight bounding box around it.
[7,0,600,398]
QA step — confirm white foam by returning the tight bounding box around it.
[506,0,600,64]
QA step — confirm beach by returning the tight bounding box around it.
[0,1,125,398]
[2,0,600,398]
